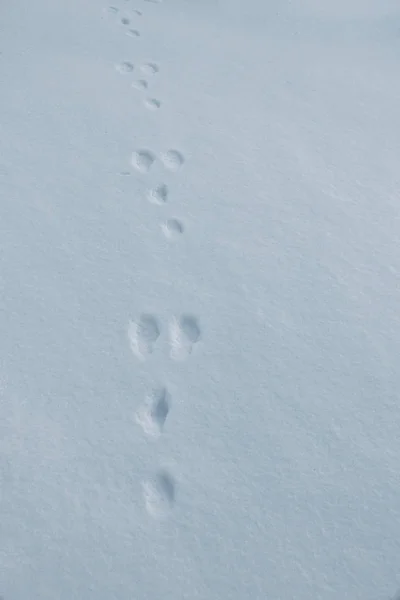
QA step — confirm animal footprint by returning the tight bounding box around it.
[128,314,160,360]
[144,98,161,110]
[162,218,184,240]
[120,16,130,25]
[127,29,140,37]
[115,61,134,74]
[143,470,175,518]
[161,149,185,171]
[147,183,168,205]
[104,6,118,16]
[131,149,155,172]
[132,79,148,91]
[140,62,159,76]
[136,387,170,437]
[169,315,201,360]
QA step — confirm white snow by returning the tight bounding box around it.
[1,0,400,598]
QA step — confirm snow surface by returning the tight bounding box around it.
[1,0,400,598]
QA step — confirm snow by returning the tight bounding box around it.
[1,0,400,598]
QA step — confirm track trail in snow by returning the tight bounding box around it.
[105,0,200,519]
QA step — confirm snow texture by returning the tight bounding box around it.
[1,0,400,598]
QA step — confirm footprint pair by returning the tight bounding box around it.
[132,149,185,173]
[128,313,201,361]
[116,61,159,75]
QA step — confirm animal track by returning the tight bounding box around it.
[144,98,161,110]
[115,61,134,74]
[130,150,185,173]
[162,219,184,240]
[136,387,170,437]
[131,149,156,172]
[147,183,168,205]
[143,470,175,518]
[128,314,160,360]
[161,149,185,171]
[140,62,159,76]
[169,315,201,360]
[117,0,192,515]
[105,6,118,16]
[132,79,148,90]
